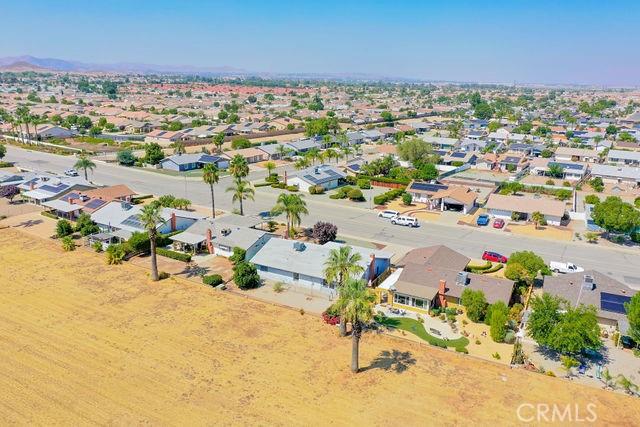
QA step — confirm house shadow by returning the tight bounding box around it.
[361,349,416,374]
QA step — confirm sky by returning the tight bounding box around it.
[1,0,640,86]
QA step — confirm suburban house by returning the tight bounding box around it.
[485,193,567,226]
[590,164,640,186]
[362,129,384,142]
[422,136,458,150]
[459,138,486,152]
[442,151,478,166]
[20,178,94,205]
[542,271,637,334]
[90,201,204,239]
[529,158,588,181]
[159,153,230,172]
[249,239,392,296]
[287,164,346,192]
[144,129,184,145]
[224,147,267,164]
[285,138,322,154]
[497,153,529,173]
[554,147,599,163]
[34,124,76,139]
[375,246,515,313]
[42,184,136,219]
[405,181,477,213]
[170,217,271,257]
[607,149,640,167]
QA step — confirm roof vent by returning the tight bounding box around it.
[314,167,320,174]
[456,271,469,286]
[582,274,595,291]
[221,228,231,236]
[293,241,306,252]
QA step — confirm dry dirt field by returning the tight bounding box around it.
[0,228,638,426]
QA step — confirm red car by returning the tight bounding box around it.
[493,218,505,229]
[482,251,508,263]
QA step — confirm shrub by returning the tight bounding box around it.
[41,211,59,220]
[273,282,285,293]
[585,194,600,205]
[312,221,338,244]
[308,185,325,194]
[127,231,151,253]
[563,181,571,187]
[229,247,246,265]
[402,192,413,205]
[61,236,75,251]
[631,231,640,244]
[286,185,299,192]
[347,188,364,201]
[202,274,223,287]
[56,219,74,238]
[545,179,555,186]
[331,186,353,199]
[357,178,371,189]
[374,188,406,205]
[92,241,103,252]
[492,352,501,360]
[156,248,191,262]
[504,331,516,344]
[233,261,261,289]
[106,244,126,265]
[455,347,468,354]
[158,271,170,280]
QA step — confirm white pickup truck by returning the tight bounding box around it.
[550,261,584,274]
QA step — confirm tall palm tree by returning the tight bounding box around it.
[213,132,225,153]
[334,278,375,373]
[271,193,308,238]
[202,164,220,218]
[294,157,310,170]
[74,154,96,181]
[265,161,276,178]
[229,154,249,180]
[226,179,254,216]
[139,203,162,281]
[324,246,364,336]
[341,145,353,161]
[307,148,321,165]
[324,148,338,164]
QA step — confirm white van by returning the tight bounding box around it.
[378,210,399,219]
[391,215,419,227]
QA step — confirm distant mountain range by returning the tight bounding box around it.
[0,55,247,75]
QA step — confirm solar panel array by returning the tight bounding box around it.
[451,152,466,158]
[409,182,448,192]
[549,162,584,171]
[600,292,630,314]
[85,199,107,210]
[121,214,144,229]
[62,192,80,202]
[40,184,69,193]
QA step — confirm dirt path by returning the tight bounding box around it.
[0,228,637,426]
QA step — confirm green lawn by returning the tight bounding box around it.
[375,315,469,352]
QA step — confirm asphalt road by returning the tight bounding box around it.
[6,145,640,288]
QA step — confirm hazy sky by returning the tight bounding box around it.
[2,0,639,86]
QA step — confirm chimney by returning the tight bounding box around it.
[368,253,376,283]
[29,182,35,190]
[438,279,448,308]
[206,228,213,254]
[170,213,177,232]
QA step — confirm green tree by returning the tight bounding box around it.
[265,161,276,177]
[304,117,339,137]
[526,293,563,346]
[324,246,365,336]
[173,141,186,155]
[547,163,564,178]
[505,251,550,282]
[0,143,6,160]
[591,196,640,234]
[549,304,602,354]
[231,138,252,149]
[416,162,439,180]
[139,203,162,281]
[625,293,640,344]
[229,154,249,181]
[74,154,96,180]
[474,102,494,120]
[61,236,76,252]
[489,301,509,342]
[461,288,487,322]
[531,211,546,229]
[74,212,98,236]
[56,219,74,238]
[271,193,309,238]
[233,261,261,289]
[226,179,254,216]
[116,149,136,166]
[143,143,165,165]
[560,355,579,378]
[334,278,375,373]
[397,137,435,165]
[380,111,394,124]
[213,132,225,153]
[202,164,220,218]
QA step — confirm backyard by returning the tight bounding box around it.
[0,227,638,425]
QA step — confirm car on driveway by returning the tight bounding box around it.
[378,210,399,219]
[476,214,490,226]
[493,218,505,229]
[482,251,508,263]
[64,168,79,177]
[390,215,419,227]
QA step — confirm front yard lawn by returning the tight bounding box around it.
[375,314,469,352]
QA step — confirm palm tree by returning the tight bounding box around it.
[74,154,96,181]
[324,246,364,336]
[601,368,615,390]
[334,278,375,373]
[229,154,249,181]
[139,203,162,281]
[531,211,545,229]
[202,164,219,218]
[307,148,321,165]
[227,179,254,216]
[213,132,225,153]
[341,145,353,161]
[275,144,291,160]
[265,161,276,178]
[294,157,310,170]
[271,193,308,238]
[173,141,186,155]
[324,148,338,164]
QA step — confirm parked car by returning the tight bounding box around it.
[493,218,505,229]
[476,214,490,226]
[378,210,399,219]
[482,251,508,263]
[550,261,584,274]
[64,168,79,177]
[391,215,419,227]
[621,335,636,349]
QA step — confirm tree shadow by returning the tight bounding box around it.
[361,349,416,374]
[180,264,210,278]
[16,219,43,228]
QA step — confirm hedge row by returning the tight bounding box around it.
[202,274,223,286]
[374,188,406,205]
[156,247,191,262]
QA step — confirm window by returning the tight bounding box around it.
[394,294,408,305]
[414,299,424,308]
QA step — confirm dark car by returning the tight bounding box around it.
[482,251,508,263]
[477,214,490,226]
[621,335,637,349]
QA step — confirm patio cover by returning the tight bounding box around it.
[170,232,206,245]
[42,199,82,213]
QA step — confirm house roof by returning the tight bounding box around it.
[608,149,640,161]
[591,164,640,180]
[485,194,566,218]
[171,218,267,248]
[293,164,346,185]
[81,184,136,201]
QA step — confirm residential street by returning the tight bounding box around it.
[6,145,640,288]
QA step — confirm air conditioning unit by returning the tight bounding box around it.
[456,271,469,286]
[293,241,306,252]
[582,274,595,291]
